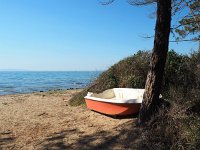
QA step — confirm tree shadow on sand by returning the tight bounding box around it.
[36,119,147,150]
[0,131,16,149]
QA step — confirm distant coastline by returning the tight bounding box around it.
[0,69,28,71]
[0,70,104,72]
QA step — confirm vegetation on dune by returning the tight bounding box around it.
[68,50,150,106]
[69,50,200,149]
[69,50,200,106]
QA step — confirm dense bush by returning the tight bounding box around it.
[88,50,150,92]
[69,50,150,106]
[69,50,200,106]
[163,50,200,97]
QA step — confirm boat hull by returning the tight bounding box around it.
[85,98,141,116]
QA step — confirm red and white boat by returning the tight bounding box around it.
[84,88,144,116]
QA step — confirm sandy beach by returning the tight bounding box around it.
[0,90,140,150]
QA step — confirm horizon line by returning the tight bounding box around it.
[0,69,104,72]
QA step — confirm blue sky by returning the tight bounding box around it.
[0,0,198,71]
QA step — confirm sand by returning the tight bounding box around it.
[0,90,141,150]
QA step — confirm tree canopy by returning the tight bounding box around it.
[173,0,200,42]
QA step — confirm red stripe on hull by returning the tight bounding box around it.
[85,99,141,116]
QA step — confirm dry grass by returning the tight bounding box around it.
[140,98,200,150]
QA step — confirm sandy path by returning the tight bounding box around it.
[0,90,141,150]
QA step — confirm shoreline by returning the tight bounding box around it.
[0,88,83,97]
[0,89,138,149]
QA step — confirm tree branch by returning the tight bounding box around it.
[99,0,115,5]
[172,20,200,30]
[183,0,200,29]
[170,38,200,42]
[139,34,154,39]
[127,0,156,6]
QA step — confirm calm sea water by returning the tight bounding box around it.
[0,71,101,95]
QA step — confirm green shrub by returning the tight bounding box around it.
[163,50,198,96]
[69,50,200,106]
[69,50,150,106]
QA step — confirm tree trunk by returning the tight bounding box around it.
[138,0,171,124]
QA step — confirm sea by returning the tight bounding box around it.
[0,71,101,95]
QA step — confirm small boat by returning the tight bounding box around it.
[84,88,145,116]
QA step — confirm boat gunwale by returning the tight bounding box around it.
[84,96,141,104]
